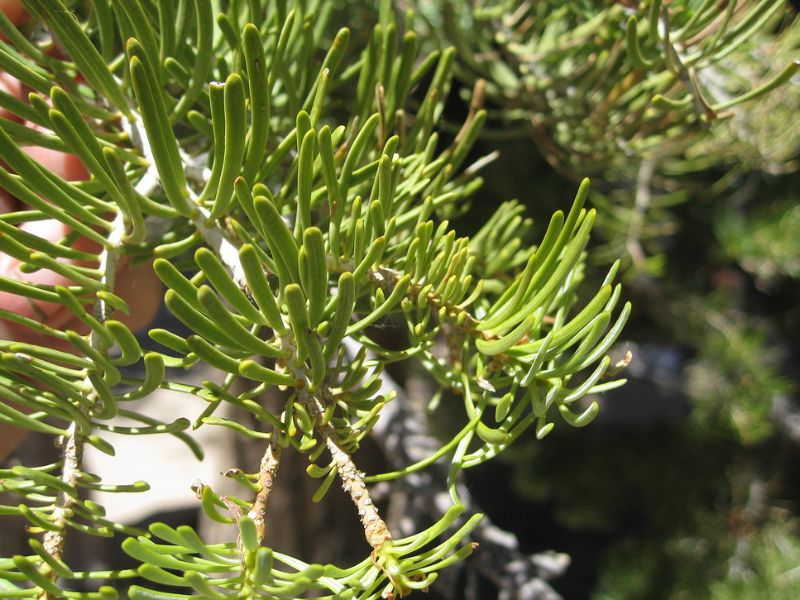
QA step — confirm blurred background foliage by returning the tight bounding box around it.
[392,0,800,597]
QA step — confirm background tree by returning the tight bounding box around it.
[0,1,629,598]
[406,1,800,597]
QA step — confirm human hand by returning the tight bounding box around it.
[0,0,162,460]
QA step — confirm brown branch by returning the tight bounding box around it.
[323,420,391,550]
[41,421,82,563]
[246,441,282,545]
[301,389,392,553]
[272,304,393,556]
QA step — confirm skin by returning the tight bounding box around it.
[0,0,26,27]
[0,0,162,461]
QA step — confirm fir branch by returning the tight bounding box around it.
[0,3,634,597]
[125,105,248,289]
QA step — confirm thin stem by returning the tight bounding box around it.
[40,212,125,597]
[311,393,392,551]
[660,9,716,122]
[626,158,654,270]
[326,422,392,550]
[279,311,393,554]
[40,422,81,569]
[122,114,161,199]
[193,204,248,289]
[126,108,249,290]
[246,441,282,546]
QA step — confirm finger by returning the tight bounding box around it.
[0,72,25,123]
[22,144,90,182]
[0,73,24,211]
[0,312,77,351]
[0,144,90,327]
[110,259,163,332]
[0,0,26,27]
[0,420,29,462]
[0,242,76,328]
[0,25,162,338]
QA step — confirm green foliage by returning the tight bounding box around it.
[683,293,791,445]
[708,522,800,600]
[716,198,800,288]
[410,11,800,593]
[594,509,800,600]
[0,1,628,597]
[494,415,800,600]
[414,0,800,277]
[416,0,798,177]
